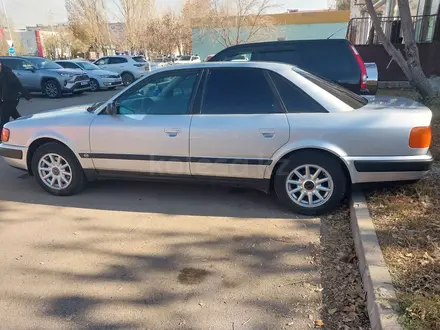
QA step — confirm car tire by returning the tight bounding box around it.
[90,79,100,92]
[31,142,87,196]
[273,150,347,216]
[43,80,62,99]
[121,72,135,86]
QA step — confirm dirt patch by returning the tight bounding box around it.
[367,171,440,329]
[318,208,370,330]
[178,267,211,285]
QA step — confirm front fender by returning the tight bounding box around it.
[264,140,349,179]
[27,130,94,170]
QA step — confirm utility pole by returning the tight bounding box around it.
[1,0,13,47]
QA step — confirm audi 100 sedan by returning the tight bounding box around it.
[0,62,433,215]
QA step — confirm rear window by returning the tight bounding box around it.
[132,56,146,63]
[294,67,367,109]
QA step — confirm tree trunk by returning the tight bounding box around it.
[396,0,434,98]
[364,0,434,99]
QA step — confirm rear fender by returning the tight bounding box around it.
[264,140,349,179]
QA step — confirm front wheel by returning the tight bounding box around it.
[31,142,87,196]
[43,80,61,99]
[273,151,347,215]
[90,79,100,92]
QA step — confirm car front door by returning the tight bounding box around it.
[189,67,290,180]
[14,59,41,90]
[89,69,202,176]
[95,57,109,70]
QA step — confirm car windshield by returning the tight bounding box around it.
[77,61,100,70]
[132,56,146,63]
[180,56,191,61]
[27,57,63,69]
[293,67,368,109]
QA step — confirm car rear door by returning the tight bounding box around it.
[107,57,128,74]
[89,69,202,176]
[189,67,290,180]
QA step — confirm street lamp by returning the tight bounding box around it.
[1,0,13,47]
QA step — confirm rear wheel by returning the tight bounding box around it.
[43,80,61,99]
[121,72,135,86]
[31,142,87,196]
[273,150,347,215]
[90,79,100,92]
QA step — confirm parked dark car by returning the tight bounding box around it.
[209,39,377,95]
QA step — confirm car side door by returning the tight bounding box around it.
[14,59,40,90]
[89,69,203,176]
[107,57,128,74]
[189,67,290,180]
[94,57,109,70]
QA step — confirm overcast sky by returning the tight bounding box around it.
[3,0,329,29]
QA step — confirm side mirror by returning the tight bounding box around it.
[105,102,117,116]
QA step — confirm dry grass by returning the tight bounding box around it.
[367,172,440,329]
[366,89,440,329]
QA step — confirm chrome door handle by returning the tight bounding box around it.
[165,128,180,137]
[260,129,275,138]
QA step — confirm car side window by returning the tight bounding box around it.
[59,62,79,69]
[2,58,18,69]
[224,52,252,62]
[115,70,200,115]
[201,68,278,115]
[254,50,304,67]
[269,72,327,113]
[109,57,128,64]
[96,58,109,65]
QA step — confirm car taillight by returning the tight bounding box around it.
[349,44,367,90]
[1,128,10,142]
[409,126,432,148]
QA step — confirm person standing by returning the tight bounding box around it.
[0,59,32,133]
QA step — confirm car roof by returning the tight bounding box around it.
[217,38,349,50]
[153,61,294,73]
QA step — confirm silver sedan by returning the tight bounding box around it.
[0,61,433,215]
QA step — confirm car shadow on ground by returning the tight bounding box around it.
[1,171,306,219]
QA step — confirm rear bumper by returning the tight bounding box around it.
[344,154,433,184]
[0,143,28,170]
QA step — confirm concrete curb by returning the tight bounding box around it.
[350,192,402,330]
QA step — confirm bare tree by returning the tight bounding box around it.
[365,0,434,98]
[111,0,153,52]
[198,0,277,48]
[65,0,111,54]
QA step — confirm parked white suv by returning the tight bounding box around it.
[93,56,149,85]
[174,55,201,64]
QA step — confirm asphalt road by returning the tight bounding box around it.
[0,91,324,330]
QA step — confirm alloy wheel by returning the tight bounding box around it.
[38,153,73,190]
[285,164,334,208]
[45,82,59,98]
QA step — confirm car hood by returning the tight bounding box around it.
[47,68,84,75]
[18,104,94,121]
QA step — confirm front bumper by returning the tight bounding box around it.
[99,77,123,88]
[344,154,433,184]
[0,143,28,171]
[63,80,91,93]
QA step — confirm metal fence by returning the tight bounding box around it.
[347,14,438,45]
